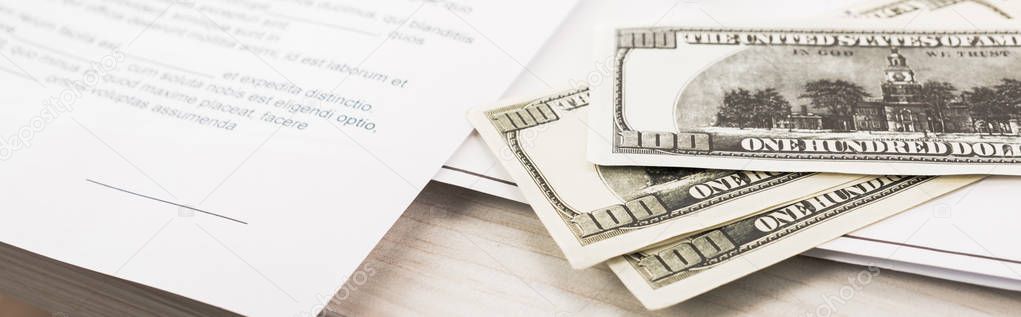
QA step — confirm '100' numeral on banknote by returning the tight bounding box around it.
[608,174,979,309]
[591,27,1021,175]
[469,88,860,268]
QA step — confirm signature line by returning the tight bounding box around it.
[86,179,248,225]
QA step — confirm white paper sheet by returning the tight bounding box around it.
[434,130,523,202]
[434,0,1021,291]
[0,0,576,315]
[817,176,1021,290]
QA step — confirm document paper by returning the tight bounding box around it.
[0,0,576,315]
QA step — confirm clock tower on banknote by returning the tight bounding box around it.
[881,47,922,104]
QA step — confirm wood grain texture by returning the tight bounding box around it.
[0,181,1018,316]
[0,295,48,317]
[0,241,237,316]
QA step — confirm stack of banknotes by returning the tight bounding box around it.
[466,0,1021,310]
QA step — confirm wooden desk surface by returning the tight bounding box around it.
[1,182,1018,316]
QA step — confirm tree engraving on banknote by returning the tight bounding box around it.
[605,28,1021,174]
[621,175,930,289]
[483,88,820,245]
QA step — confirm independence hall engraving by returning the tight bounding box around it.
[718,48,1021,135]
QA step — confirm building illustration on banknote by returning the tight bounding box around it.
[596,28,1021,174]
[713,47,1020,136]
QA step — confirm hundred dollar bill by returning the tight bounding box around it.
[467,87,862,268]
[588,25,1021,175]
[843,0,1017,20]
[609,174,980,309]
